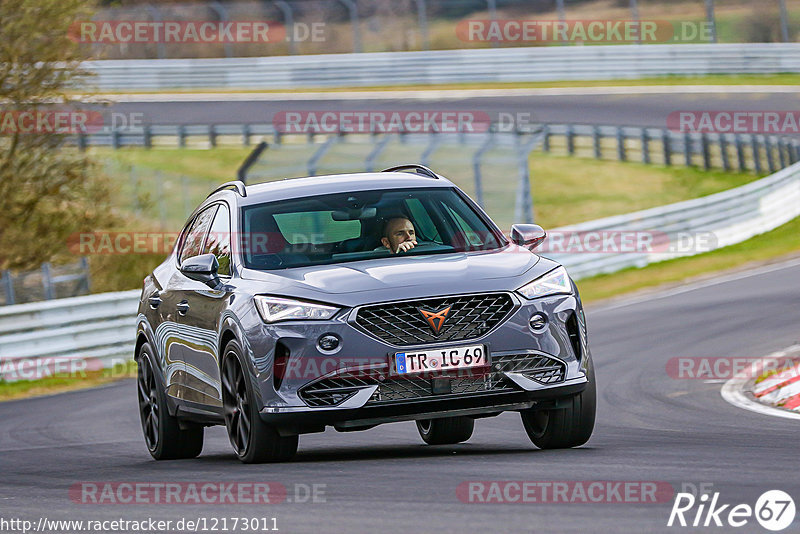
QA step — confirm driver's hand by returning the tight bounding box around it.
[395,240,417,253]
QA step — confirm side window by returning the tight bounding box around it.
[443,204,484,247]
[203,204,231,276]
[179,206,217,264]
[404,198,441,243]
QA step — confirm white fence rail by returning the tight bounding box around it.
[86,43,800,90]
[2,163,799,380]
[0,291,139,381]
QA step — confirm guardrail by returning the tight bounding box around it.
[3,125,800,379]
[552,160,800,279]
[0,290,139,381]
[85,43,800,90]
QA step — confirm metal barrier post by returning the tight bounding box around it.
[1,270,14,305]
[719,134,730,171]
[662,130,672,166]
[209,125,217,148]
[630,0,641,44]
[210,1,233,58]
[273,1,297,55]
[566,124,575,155]
[42,263,55,300]
[616,127,626,161]
[701,133,711,170]
[542,124,550,152]
[751,135,763,173]
[705,0,717,43]
[514,130,545,224]
[413,0,429,50]
[145,4,167,59]
[80,257,91,294]
[237,141,269,184]
[779,0,790,42]
[178,125,187,148]
[338,0,362,53]
[592,126,601,159]
[765,136,776,173]
[487,0,498,48]
[735,134,746,171]
[683,132,692,167]
[641,128,650,164]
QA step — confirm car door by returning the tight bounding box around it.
[178,203,235,409]
[158,205,217,402]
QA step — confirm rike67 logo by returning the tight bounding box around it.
[668,490,796,531]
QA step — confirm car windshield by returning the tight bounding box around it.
[240,187,504,270]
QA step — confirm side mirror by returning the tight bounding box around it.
[510,224,547,250]
[180,253,220,287]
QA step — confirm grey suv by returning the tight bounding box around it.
[135,165,596,463]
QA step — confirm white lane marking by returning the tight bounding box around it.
[721,345,800,421]
[589,256,800,314]
[89,85,800,103]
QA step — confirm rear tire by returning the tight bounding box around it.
[521,358,596,449]
[416,416,474,445]
[221,340,298,463]
[137,343,204,460]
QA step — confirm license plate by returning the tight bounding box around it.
[394,344,488,375]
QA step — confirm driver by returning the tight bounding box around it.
[380,216,417,254]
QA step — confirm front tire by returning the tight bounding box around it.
[521,358,596,449]
[137,343,204,460]
[221,340,298,463]
[416,416,474,445]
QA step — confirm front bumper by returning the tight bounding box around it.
[247,290,589,424]
[260,378,588,436]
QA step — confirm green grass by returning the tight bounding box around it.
[0,360,137,402]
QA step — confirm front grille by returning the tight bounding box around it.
[355,293,514,346]
[297,353,565,407]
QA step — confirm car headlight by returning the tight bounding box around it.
[254,296,340,323]
[517,266,572,299]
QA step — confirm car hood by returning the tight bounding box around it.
[239,245,560,307]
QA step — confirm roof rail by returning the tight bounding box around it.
[380,164,439,179]
[207,180,247,199]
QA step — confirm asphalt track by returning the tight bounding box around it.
[1,259,798,533]
[107,90,800,129]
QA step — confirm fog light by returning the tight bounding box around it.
[529,313,548,331]
[318,334,341,352]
